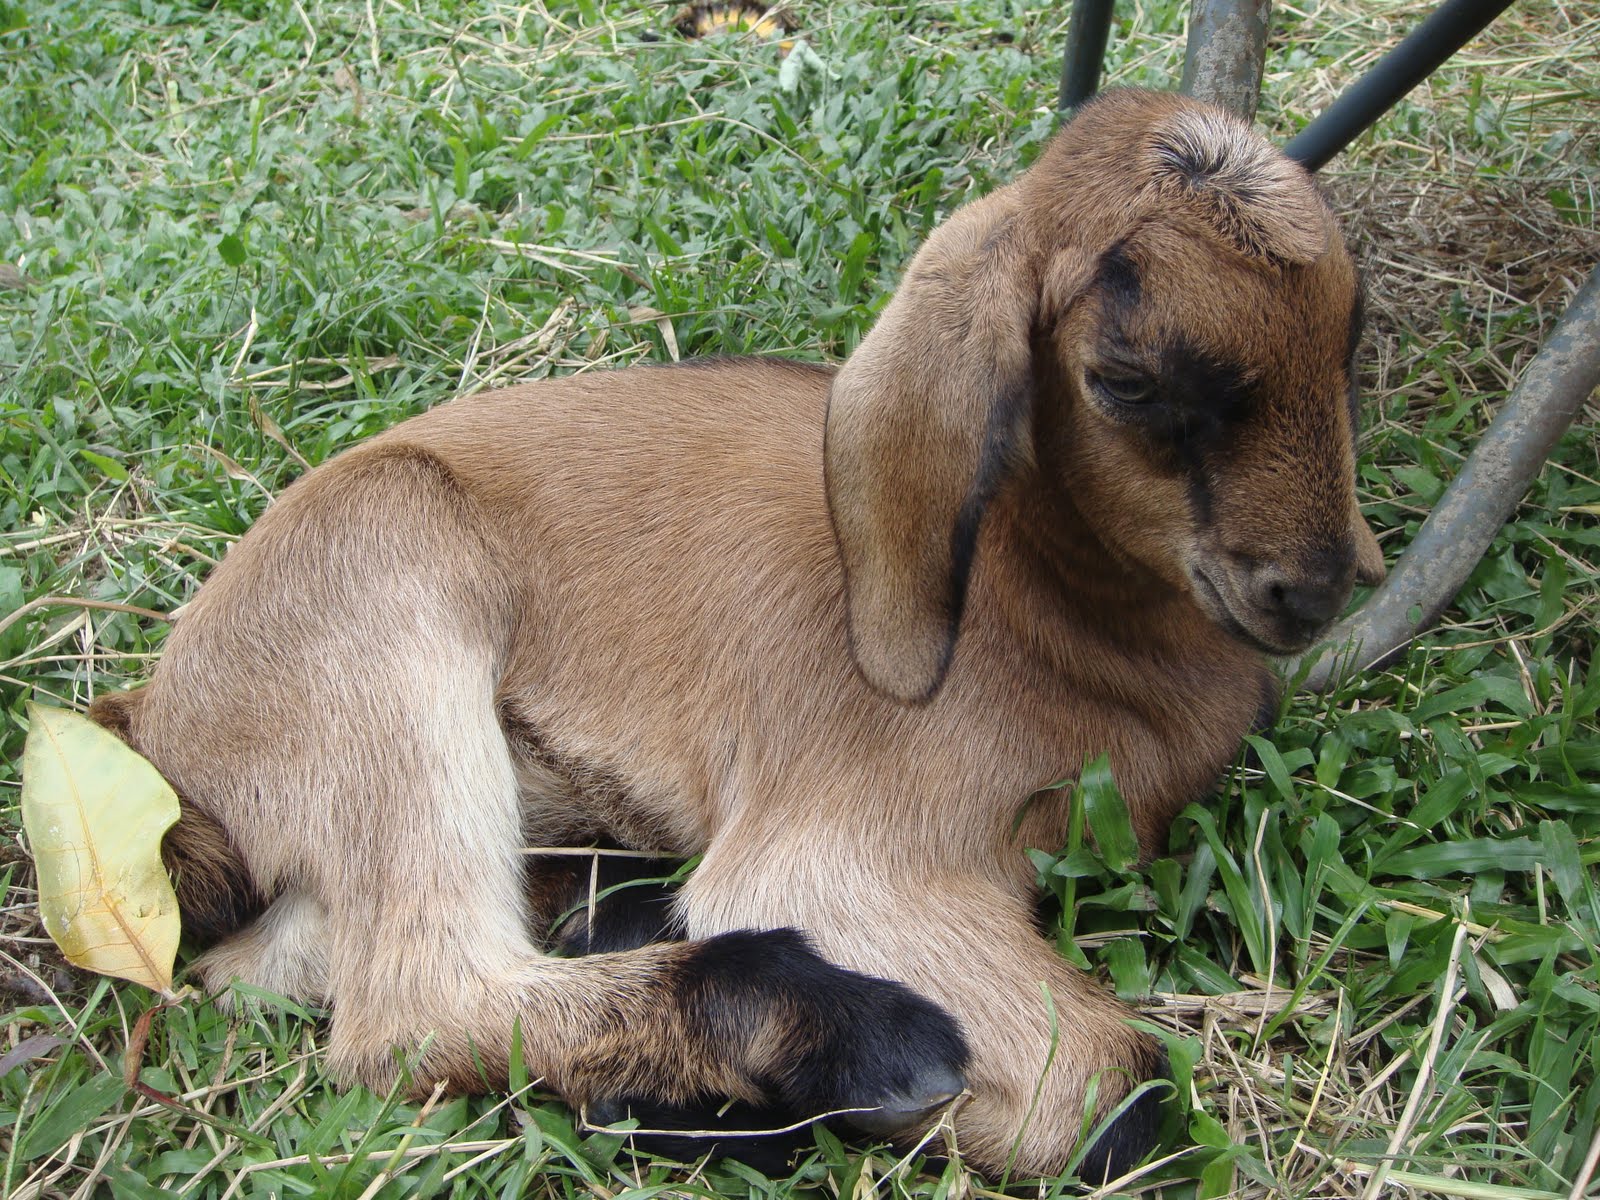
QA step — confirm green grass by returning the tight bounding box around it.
[2,1,1598,1197]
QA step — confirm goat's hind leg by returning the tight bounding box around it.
[329,844,971,1118]
[143,442,966,1122]
[537,859,965,1170]
[129,441,546,1084]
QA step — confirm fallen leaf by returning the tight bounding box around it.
[20,704,181,995]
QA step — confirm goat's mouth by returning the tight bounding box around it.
[1187,566,1327,656]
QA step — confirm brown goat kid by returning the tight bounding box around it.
[88,90,1383,1179]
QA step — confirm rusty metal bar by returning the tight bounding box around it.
[1301,263,1600,692]
[1179,0,1271,120]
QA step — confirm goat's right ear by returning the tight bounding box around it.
[825,191,1043,704]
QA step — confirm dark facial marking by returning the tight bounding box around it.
[1092,242,1143,315]
[1085,244,1261,528]
[1142,339,1259,526]
[1158,338,1258,451]
[1126,340,1260,528]
[1087,247,1257,453]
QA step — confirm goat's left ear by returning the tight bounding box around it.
[1352,496,1386,586]
[826,189,1051,704]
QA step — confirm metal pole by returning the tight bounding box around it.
[1283,0,1518,171]
[1179,0,1271,121]
[1058,0,1116,115]
[1300,263,1600,692]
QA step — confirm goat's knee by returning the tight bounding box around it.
[678,863,1166,1178]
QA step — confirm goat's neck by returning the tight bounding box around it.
[977,479,1273,848]
[972,476,1260,704]
[981,480,1215,661]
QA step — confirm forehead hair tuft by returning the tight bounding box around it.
[1147,108,1332,265]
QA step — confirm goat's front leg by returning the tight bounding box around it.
[675,837,1167,1181]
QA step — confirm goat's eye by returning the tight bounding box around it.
[1091,371,1158,406]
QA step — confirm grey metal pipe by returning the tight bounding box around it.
[1283,0,1517,170]
[1058,0,1116,114]
[1179,0,1271,120]
[1300,262,1600,692]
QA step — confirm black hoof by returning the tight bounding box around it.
[842,1061,965,1136]
[587,1096,813,1174]
[541,856,684,956]
[1075,1049,1170,1184]
[584,929,968,1168]
[679,929,970,1131]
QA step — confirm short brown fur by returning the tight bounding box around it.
[91,91,1381,1176]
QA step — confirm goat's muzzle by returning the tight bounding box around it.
[1188,546,1358,654]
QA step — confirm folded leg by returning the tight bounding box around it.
[679,833,1167,1180]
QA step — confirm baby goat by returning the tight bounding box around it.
[89,89,1383,1179]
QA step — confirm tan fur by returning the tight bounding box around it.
[93,90,1381,1176]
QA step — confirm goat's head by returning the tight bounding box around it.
[825,89,1385,703]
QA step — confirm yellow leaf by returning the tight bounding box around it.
[21,703,181,994]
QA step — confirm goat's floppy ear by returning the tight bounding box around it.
[1352,497,1386,586]
[825,190,1043,704]
[1147,108,1331,264]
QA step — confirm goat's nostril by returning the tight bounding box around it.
[1268,578,1345,626]
[1254,564,1348,629]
